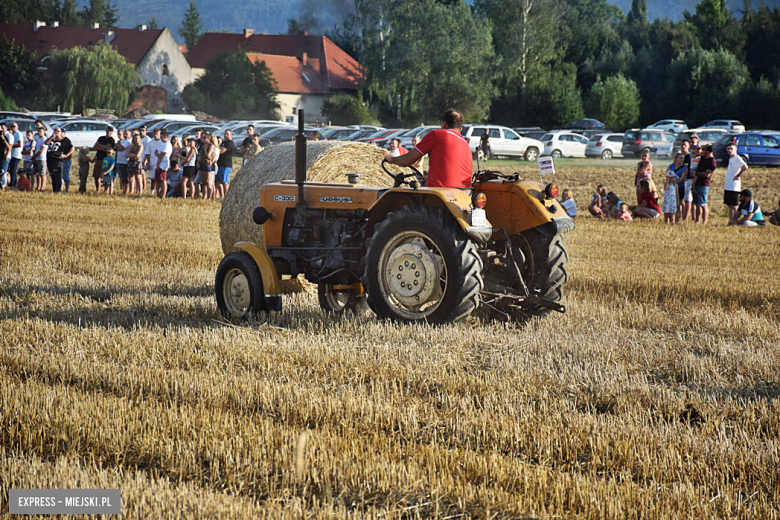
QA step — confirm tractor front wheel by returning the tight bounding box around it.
[362,204,483,324]
[215,251,267,319]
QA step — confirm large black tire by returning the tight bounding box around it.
[510,229,569,319]
[215,251,267,319]
[318,284,370,314]
[361,204,483,324]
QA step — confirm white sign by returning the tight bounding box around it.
[538,156,555,175]
[471,208,487,227]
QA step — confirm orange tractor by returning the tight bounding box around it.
[216,113,573,324]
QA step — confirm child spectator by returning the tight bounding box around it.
[77,147,95,194]
[631,179,661,219]
[166,160,183,198]
[617,202,633,222]
[768,198,780,226]
[101,148,116,195]
[662,154,685,224]
[22,131,34,177]
[588,185,607,218]
[14,171,31,192]
[605,192,622,218]
[559,189,577,218]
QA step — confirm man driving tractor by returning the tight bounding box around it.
[384,109,472,188]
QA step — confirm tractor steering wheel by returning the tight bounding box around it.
[381,158,423,188]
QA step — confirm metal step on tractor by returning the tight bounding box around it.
[215,111,574,324]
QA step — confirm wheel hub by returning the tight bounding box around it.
[225,269,251,312]
[384,242,441,307]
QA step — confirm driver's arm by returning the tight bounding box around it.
[385,149,423,167]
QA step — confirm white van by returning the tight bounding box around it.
[142,114,196,122]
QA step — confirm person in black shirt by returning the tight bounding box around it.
[216,129,236,199]
[45,128,74,194]
[92,127,116,192]
[239,125,255,155]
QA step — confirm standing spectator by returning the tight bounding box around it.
[239,125,255,156]
[723,143,747,221]
[33,126,48,191]
[197,131,216,200]
[45,127,73,194]
[559,189,577,218]
[678,140,693,221]
[180,137,197,200]
[22,130,34,179]
[146,128,161,195]
[309,130,321,141]
[210,135,221,200]
[101,148,116,195]
[115,129,131,195]
[729,189,765,227]
[634,150,653,203]
[77,147,94,194]
[410,135,425,171]
[91,127,115,192]
[692,144,717,225]
[59,129,75,193]
[479,130,490,160]
[630,179,661,219]
[216,129,235,199]
[243,134,262,164]
[8,122,23,188]
[139,126,151,193]
[662,154,685,224]
[588,185,607,219]
[388,138,408,157]
[125,133,144,195]
[153,131,172,199]
[1,123,12,185]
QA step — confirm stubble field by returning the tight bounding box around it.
[0,161,778,518]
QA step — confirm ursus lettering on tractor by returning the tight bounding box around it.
[215,114,574,324]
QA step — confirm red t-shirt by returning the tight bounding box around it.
[397,146,408,155]
[414,129,472,188]
[639,190,660,213]
[16,176,31,192]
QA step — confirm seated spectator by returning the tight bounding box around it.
[630,179,661,219]
[14,170,31,192]
[768,198,780,226]
[728,189,765,227]
[166,161,183,198]
[588,184,607,218]
[605,192,622,218]
[635,151,653,203]
[617,202,633,222]
[559,189,577,218]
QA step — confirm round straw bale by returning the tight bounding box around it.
[219,141,404,255]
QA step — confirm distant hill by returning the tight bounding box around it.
[77,0,778,46]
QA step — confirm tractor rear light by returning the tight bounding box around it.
[544,183,559,199]
[473,192,487,209]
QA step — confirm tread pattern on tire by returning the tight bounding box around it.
[215,250,266,318]
[520,230,569,318]
[361,204,483,324]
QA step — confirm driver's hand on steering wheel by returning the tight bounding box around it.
[384,153,396,163]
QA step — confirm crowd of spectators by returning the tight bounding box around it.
[0,120,263,199]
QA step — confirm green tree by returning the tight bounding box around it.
[322,93,379,125]
[48,41,141,114]
[178,2,204,52]
[585,74,640,130]
[147,16,159,30]
[185,51,280,120]
[0,87,20,112]
[0,37,41,105]
[624,0,650,49]
[103,1,119,27]
[61,0,80,25]
[87,0,105,25]
[287,17,301,35]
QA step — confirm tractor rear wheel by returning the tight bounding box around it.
[361,204,483,324]
[215,251,267,319]
[509,229,569,319]
[318,284,370,314]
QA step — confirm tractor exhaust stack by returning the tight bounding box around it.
[295,109,306,205]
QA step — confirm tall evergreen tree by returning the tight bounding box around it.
[147,16,159,30]
[178,2,204,51]
[61,0,80,25]
[287,17,301,35]
[103,1,119,27]
[88,0,106,25]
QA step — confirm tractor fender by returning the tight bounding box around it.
[366,188,491,242]
[234,241,282,311]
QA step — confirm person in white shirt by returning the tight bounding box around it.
[723,142,748,221]
[139,126,152,193]
[153,130,173,198]
[146,128,161,194]
[114,129,132,195]
[33,127,48,191]
[559,188,577,218]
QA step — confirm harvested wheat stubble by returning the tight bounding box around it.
[219,142,400,256]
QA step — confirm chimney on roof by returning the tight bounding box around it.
[139,24,147,31]
[243,29,253,38]
[92,22,100,29]
[106,30,115,44]
[301,52,308,66]
[52,21,60,28]
[298,30,307,36]
[34,20,46,31]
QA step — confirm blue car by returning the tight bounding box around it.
[713,132,780,166]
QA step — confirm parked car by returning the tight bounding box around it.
[621,128,674,158]
[52,119,114,147]
[397,126,439,148]
[540,131,588,158]
[712,132,780,166]
[650,142,674,158]
[460,124,543,161]
[673,129,732,150]
[702,119,745,133]
[0,118,53,135]
[170,124,220,140]
[517,130,548,141]
[347,125,385,132]
[570,129,603,140]
[0,111,36,120]
[563,118,605,130]
[373,129,409,149]
[585,133,624,159]
[356,129,402,143]
[647,120,688,133]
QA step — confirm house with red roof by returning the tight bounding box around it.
[187,30,364,124]
[1,21,196,113]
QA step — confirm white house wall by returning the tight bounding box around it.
[135,28,197,113]
[277,93,325,124]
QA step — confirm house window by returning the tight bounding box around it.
[162,64,169,75]
[292,107,297,115]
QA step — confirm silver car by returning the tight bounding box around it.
[585,133,624,159]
